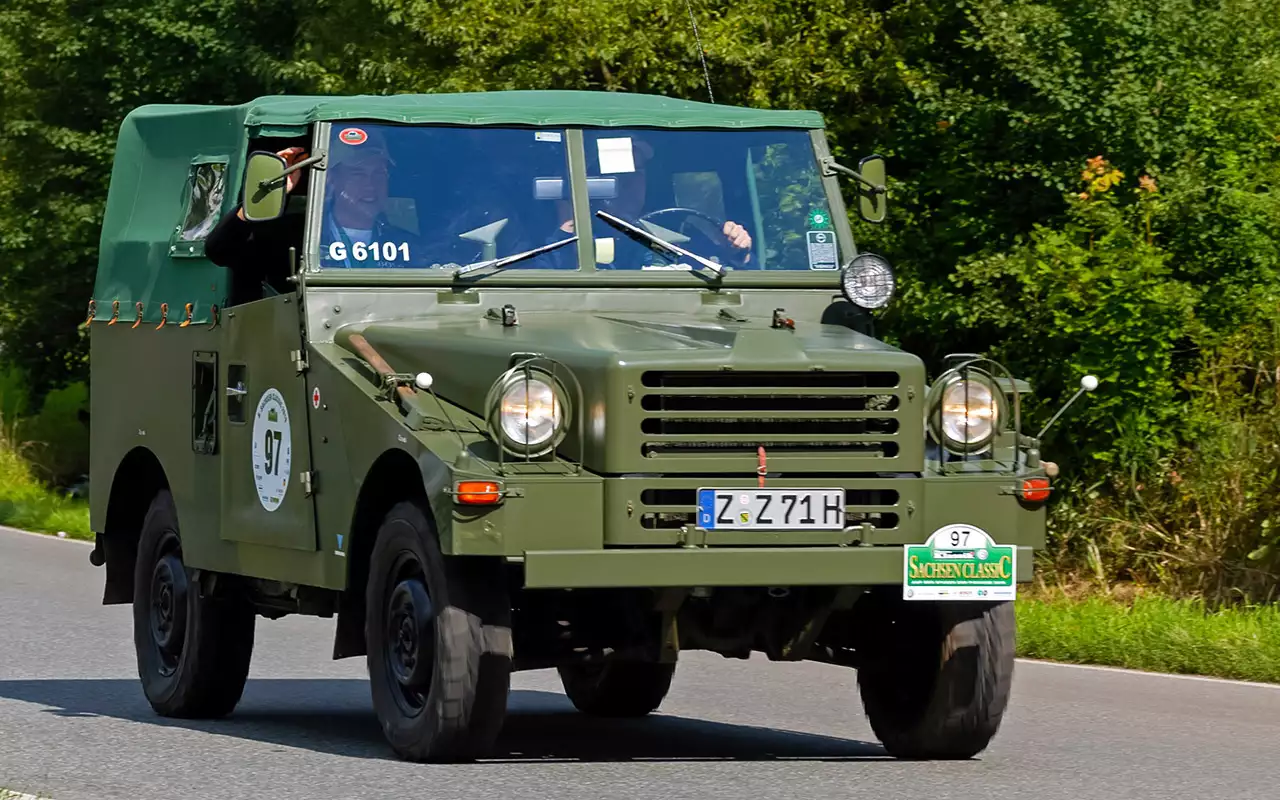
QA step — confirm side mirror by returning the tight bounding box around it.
[857,154,887,224]
[242,151,288,222]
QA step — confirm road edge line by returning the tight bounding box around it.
[0,525,93,546]
[1017,657,1280,689]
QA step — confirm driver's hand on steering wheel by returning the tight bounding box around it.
[723,220,753,262]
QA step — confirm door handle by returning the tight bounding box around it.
[226,384,247,397]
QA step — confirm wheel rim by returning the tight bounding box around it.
[382,554,435,716]
[148,536,187,677]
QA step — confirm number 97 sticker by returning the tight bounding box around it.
[903,524,1017,601]
[252,388,292,512]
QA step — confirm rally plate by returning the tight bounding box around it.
[904,524,1017,601]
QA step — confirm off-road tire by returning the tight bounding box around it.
[365,501,512,763]
[558,661,676,717]
[857,598,1014,759]
[132,489,255,718]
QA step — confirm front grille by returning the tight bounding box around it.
[639,370,902,459]
[637,488,901,531]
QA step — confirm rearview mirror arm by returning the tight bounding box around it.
[819,156,885,195]
[258,154,327,190]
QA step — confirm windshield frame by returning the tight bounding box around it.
[300,122,856,289]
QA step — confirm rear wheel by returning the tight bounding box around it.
[857,597,1014,759]
[132,489,255,718]
[365,501,512,762]
[558,660,676,717]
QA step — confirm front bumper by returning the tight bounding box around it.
[441,470,1046,589]
[521,544,1036,589]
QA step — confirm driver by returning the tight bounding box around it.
[554,137,753,266]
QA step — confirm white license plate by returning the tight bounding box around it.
[696,488,846,531]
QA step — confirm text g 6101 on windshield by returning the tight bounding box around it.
[327,241,411,263]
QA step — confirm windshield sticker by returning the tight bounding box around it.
[338,127,368,146]
[807,208,832,229]
[595,237,616,265]
[597,137,636,174]
[252,388,292,513]
[535,131,562,143]
[806,230,838,270]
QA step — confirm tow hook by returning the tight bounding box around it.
[89,533,105,567]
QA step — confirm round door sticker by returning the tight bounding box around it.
[252,388,292,512]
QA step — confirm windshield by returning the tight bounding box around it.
[581,127,836,271]
[316,123,837,272]
[318,123,573,270]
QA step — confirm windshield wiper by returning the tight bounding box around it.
[452,235,578,279]
[594,211,724,277]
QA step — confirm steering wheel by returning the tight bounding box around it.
[637,207,751,267]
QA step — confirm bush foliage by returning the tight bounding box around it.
[2,0,1280,599]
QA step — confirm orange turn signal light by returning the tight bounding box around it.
[455,481,503,505]
[1020,478,1051,503]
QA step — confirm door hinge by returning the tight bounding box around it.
[291,348,309,373]
[301,470,316,496]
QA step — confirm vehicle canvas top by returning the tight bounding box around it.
[238,90,826,132]
[88,90,827,329]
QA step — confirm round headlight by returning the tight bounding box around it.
[496,374,567,456]
[841,253,895,310]
[934,376,1002,453]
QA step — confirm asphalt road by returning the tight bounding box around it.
[3,527,1280,800]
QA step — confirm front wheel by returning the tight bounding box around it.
[558,660,676,717]
[132,489,255,718]
[857,598,1014,759]
[365,501,512,762]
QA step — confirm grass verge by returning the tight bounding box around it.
[1016,587,1280,683]
[0,423,90,540]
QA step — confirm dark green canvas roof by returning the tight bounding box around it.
[148,89,827,131]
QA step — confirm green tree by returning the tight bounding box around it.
[0,0,307,400]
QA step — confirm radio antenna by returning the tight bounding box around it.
[684,0,715,103]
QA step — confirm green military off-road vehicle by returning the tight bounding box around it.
[86,90,1090,763]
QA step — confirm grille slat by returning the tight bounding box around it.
[642,409,900,419]
[641,371,898,389]
[640,370,901,458]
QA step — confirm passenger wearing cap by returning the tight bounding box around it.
[207,129,428,305]
[318,127,424,269]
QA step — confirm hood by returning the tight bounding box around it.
[347,310,913,412]
[342,310,926,476]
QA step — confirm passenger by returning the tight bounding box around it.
[317,128,425,268]
[208,129,428,304]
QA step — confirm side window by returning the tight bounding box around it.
[749,142,831,270]
[172,160,227,256]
